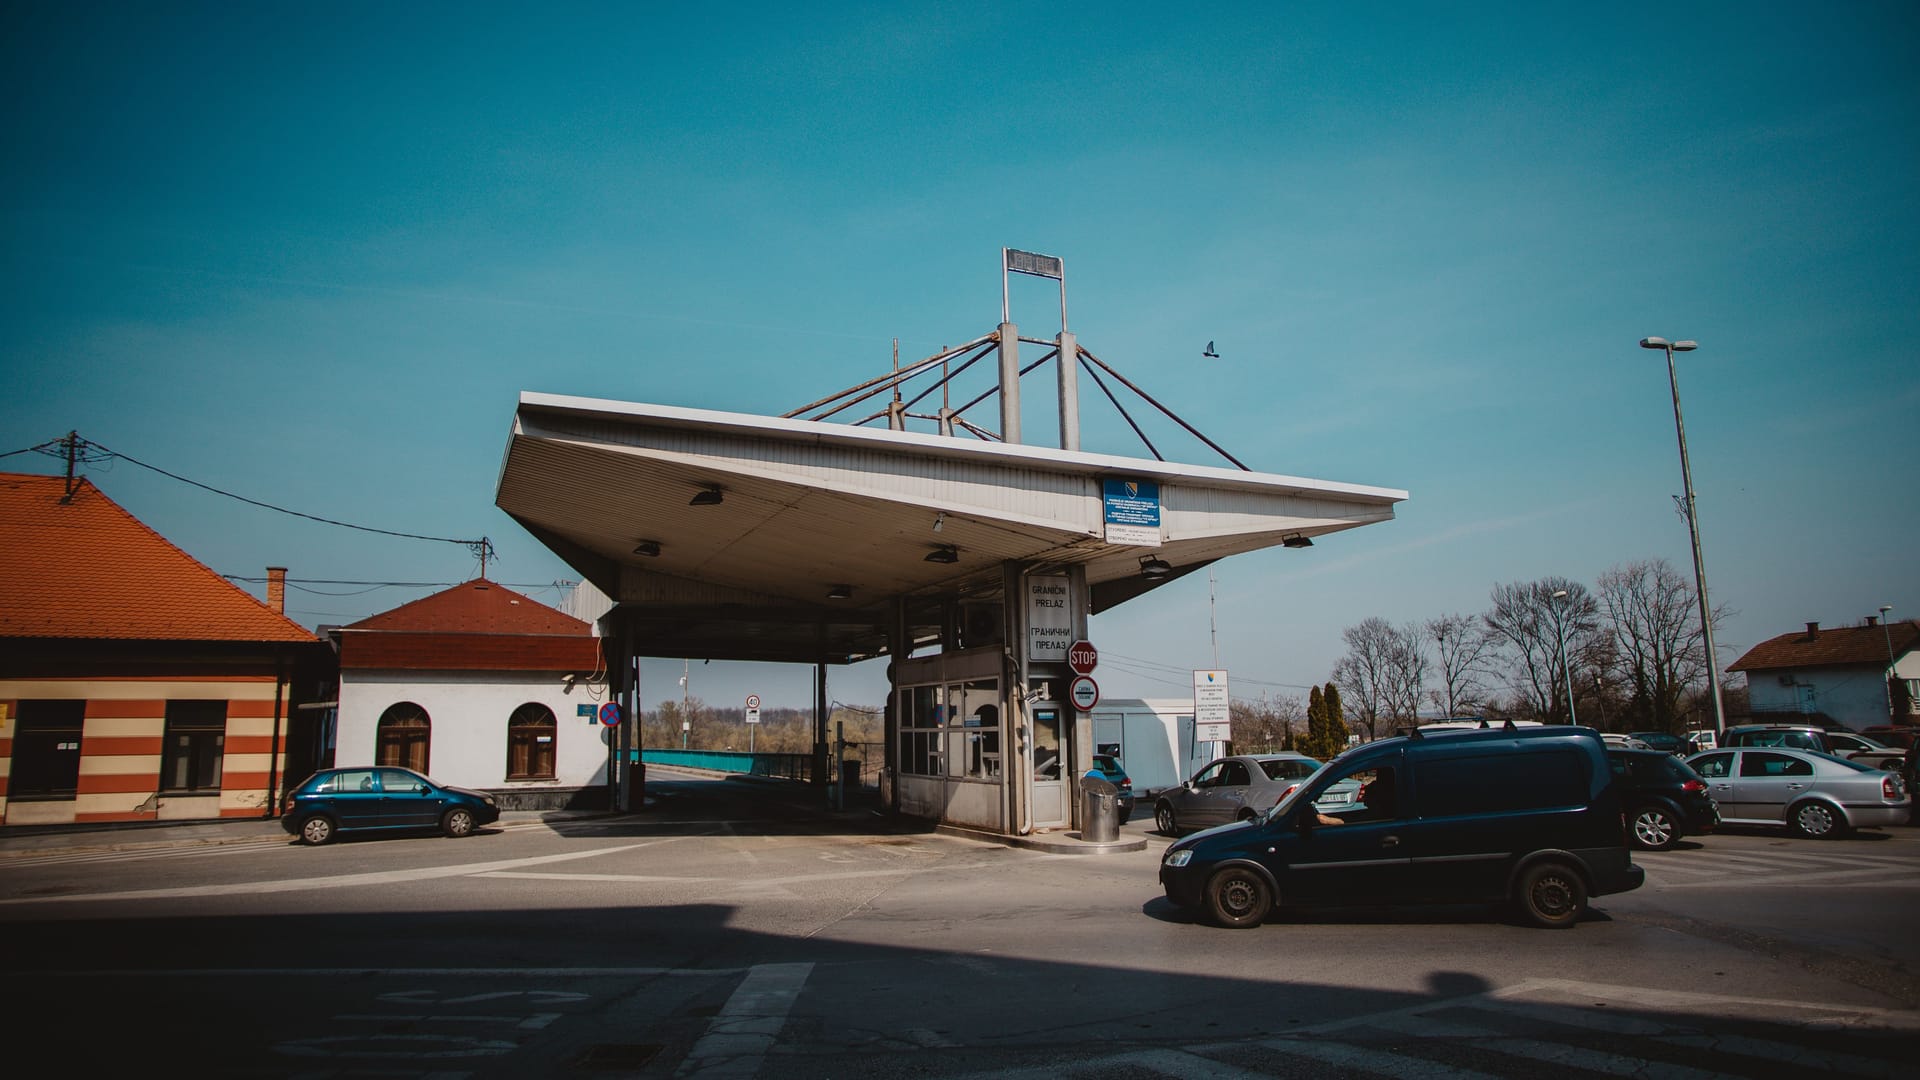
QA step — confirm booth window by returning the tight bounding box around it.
[899,685,944,776]
[507,703,557,780]
[950,681,999,779]
[376,702,432,773]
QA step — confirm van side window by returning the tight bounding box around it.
[1416,750,1588,817]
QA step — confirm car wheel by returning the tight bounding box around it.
[1204,866,1272,929]
[1630,806,1679,851]
[442,807,477,838]
[1155,802,1179,836]
[298,814,336,846]
[1789,800,1846,839]
[1514,861,1586,929]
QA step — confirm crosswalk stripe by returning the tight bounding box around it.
[1657,1033,1906,1079]
[1272,1037,1505,1080]
[1475,998,1905,1076]
[1369,1012,1734,1080]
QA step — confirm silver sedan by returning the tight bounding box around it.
[1153,753,1354,835]
[1684,746,1911,839]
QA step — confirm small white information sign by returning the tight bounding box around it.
[1027,574,1071,661]
[1193,669,1231,742]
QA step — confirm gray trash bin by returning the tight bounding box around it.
[1081,771,1120,842]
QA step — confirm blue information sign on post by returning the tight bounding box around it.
[1102,478,1161,546]
[598,702,622,727]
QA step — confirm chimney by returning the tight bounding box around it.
[267,567,287,615]
[1805,621,1820,638]
[1867,615,1880,628]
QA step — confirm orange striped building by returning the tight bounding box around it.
[0,471,331,826]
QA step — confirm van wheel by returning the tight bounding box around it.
[1790,800,1846,839]
[1630,806,1679,850]
[1514,861,1586,929]
[1155,802,1179,836]
[1204,866,1272,929]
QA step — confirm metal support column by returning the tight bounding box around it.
[998,321,1021,445]
[1057,330,1079,452]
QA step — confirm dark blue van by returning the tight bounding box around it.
[1159,724,1643,929]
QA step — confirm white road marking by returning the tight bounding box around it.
[0,837,692,905]
[676,962,813,1079]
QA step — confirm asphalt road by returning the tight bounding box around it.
[2,768,1914,1078]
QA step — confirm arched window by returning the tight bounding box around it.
[376,703,431,774]
[507,703,557,781]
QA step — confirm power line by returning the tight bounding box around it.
[19,432,494,563]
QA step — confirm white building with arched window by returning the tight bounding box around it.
[331,579,608,809]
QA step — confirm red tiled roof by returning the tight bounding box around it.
[1729,620,1918,672]
[345,579,592,636]
[0,471,316,643]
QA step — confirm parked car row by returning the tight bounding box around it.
[1150,724,1913,930]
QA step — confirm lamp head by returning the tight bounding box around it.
[1672,340,1698,352]
[1639,337,1669,350]
[1138,556,1173,579]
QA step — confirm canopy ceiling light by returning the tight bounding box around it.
[826,584,853,600]
[1139,556,1173,578]
[632,539,661,557]
[924,545,959,564]
[1282,533,1313,548]
[689,487,724,506]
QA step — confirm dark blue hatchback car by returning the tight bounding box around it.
[282,766,500,845]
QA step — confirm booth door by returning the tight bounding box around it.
[1031,706,1066,828]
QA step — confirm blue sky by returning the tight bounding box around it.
[4,4,1916,712]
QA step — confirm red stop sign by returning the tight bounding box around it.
[1067,640,1098,674]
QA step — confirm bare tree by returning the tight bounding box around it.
[1427,612,1494,718]
[1383,620,1429,729]
[1597,558,1720,733]
[1483,578,1600,722]
[1336,614,1428,737]
[1229,694,1303,752]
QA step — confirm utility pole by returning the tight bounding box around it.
[681,659,690,749]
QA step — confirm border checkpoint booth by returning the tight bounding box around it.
[492,253,1407,839]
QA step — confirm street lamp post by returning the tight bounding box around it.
[1881,604,1897,721]
[1641,337,1727,735]
[1551,589,1578,726]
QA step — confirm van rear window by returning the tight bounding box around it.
[1416,750,1589,817]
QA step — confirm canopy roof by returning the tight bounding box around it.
[496,392,1406,664]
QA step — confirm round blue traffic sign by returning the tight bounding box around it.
[598,702,622,727]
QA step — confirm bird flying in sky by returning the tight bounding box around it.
[1202,341,1219,358]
